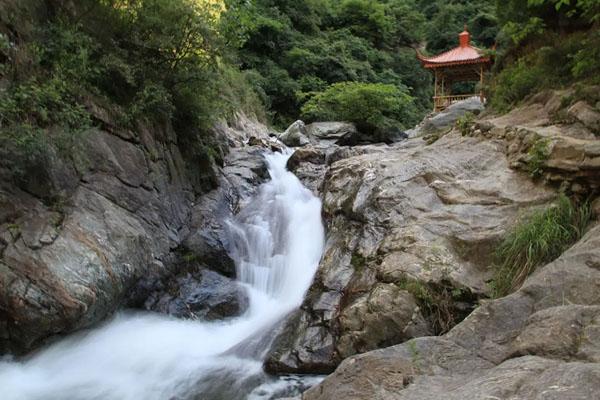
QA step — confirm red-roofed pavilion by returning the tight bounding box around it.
[418,27,492,111]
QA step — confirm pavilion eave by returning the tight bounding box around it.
[422,57,491,69]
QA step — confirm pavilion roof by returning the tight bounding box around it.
[417,29,491,69]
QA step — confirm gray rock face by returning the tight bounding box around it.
[285,146,328,194]
[303,223,600,399]
[456,98,600,194]
[144,269,249,320]
[568,100,600,134]
[407,97,484,138]
[286,144,390,195]
[0,110,271,354]
[305,122,357,142]
[266,132,555,374]
[0,125,189,353]
[279,120,313,147]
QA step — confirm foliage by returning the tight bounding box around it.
[223,0,497,128]
[397,277,476,335]
[501,17,546,46]
[455,112,475,136]
[0,0,265,179]
[529,0,600,22]
[571,29,600,79]
[491,0,600,110]
[526,138,551,178]
[0,23,95,173]
[350,252,367,272]
[419,0,498,54]
[301,82,418,137]
[491,195,591,297]
[490,30,596,111]
[491,59,546,112]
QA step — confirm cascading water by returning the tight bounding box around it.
[0,150,325,400]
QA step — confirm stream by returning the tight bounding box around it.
[0,150,325,400]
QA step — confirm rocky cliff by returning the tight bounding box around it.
[0,107,274,354]
[266,122,556,374]
[303,221,600,399]
[268,91,600,398]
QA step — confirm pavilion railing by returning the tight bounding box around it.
[433,94,482,111]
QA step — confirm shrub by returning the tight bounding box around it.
[0,23,95,175]
[397,277,476,335]
[491,58,546,112]
[526,138,551,178]
[301,81,417,136]
[571,29,600,81]
[455,112,475,136]
[491,195,591,297]
[491,0,600,112]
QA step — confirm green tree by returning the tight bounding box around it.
[301,81,418,138]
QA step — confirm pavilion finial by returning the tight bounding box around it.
[459,26,470,47]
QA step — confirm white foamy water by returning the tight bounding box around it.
[0,150,325,400]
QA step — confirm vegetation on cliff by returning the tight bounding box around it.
[0,0,263,179]
[491,0,600,111]
[491,195,592,297]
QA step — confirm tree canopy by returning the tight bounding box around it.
[222,0,498,130]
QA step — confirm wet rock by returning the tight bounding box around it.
[285,146,329,195]
[223,147,269,199]
[145,269,249,321]
[335,126,406,146]
[0,110,272,354]
[180,147,269,279]
[266,132,555,374]
[302,223,600,399]
[287,147,326,171]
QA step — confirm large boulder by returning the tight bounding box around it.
[144,269,249,321]
[265,132,555,374]
[305,122,357,142]
[337,127,408,146]
[279,120,313,147]
[286,144,392,195]
[303,222,600,399]
[407,97,484,138]
[568,100,600,134]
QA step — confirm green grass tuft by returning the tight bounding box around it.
[526,138,551,178]
[491,194,591,297]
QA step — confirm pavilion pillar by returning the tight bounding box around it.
[480,64,484,102]
[433,69,438,111]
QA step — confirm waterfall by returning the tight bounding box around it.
[0,150,325,400]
